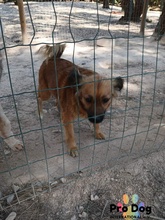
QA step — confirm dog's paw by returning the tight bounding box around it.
[11,140,23,151]
[69,147,78,157]
[38,112,43,120]
[40,114,43,120]
[95,132,105,140]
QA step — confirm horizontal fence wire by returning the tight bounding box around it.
[0,0,165,210]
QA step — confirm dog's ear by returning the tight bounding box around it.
[112,77,124,98]
[67,68,82,87]
[113,77,124,91]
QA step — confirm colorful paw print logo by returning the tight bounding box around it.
[117,194,145,220]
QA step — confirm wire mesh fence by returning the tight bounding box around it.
[0,0,165,213]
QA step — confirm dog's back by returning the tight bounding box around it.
[38,44,95,98]
[38,44,77,97]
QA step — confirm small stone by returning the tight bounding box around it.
[5,212,16,220]
[35,182,42,187]
[79,211,88,218]
[50,181,58,186]
[43,109,47,113]
[60,178,66,183]
[7,194,14,204]
[71,215,77,220]
[12,185,20,192]
[77,205,84,213]
[111,178,114,181]
[4,150,11,155]
[90,194,99,201]
[36,188,42,192]
[77,171,83,176]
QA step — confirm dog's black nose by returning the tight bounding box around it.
[88,114,105,124]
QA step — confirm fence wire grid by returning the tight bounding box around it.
[0,0,165,211]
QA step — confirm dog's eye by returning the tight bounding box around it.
[102,98,110,104]
[85,97,92,103]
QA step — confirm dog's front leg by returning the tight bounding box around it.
[0,106,23,151]
[62,114,78,157]
[94,123,105,140]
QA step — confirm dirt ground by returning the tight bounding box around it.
[0,1,165,219]
[1,149,165,220]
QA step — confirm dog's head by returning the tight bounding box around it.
[68,68,124,124]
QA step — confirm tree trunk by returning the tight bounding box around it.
[140,0,149,36]
[103,0,109,9]
[17,0,27,44]
[120,0,143,22]
[152,2,165,40]
[131,0,144,22]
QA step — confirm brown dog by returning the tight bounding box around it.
[37,44,124,157]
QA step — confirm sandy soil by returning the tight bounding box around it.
[1,149,165,220]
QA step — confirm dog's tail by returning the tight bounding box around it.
[36,43,66,60]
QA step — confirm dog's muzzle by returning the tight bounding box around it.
[88,114,105,124]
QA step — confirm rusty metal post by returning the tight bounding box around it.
[17,0,27,43]
[140,0,149,36]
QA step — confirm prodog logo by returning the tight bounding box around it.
[110,194,151,219]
